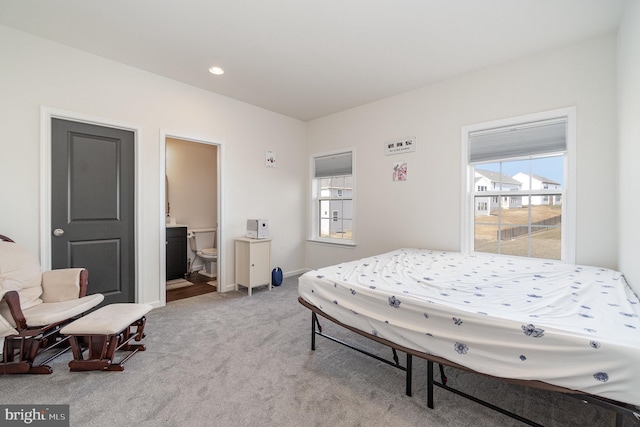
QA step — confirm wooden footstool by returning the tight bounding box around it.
[60,303,152,371]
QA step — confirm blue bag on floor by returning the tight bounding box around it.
[271,267,283,286]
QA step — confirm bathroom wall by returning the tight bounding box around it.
[166,137,218,272]
[166,138,217,230]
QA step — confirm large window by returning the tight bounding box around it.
[462,109,575,262]
[311,150,354,244]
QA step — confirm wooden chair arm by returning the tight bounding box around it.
[78,269,89,298]
[2,290,27,332]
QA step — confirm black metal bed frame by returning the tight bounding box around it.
[301,297,640,427]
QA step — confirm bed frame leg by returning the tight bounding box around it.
[439,363,448,384]
[405,354,412,397]
[311,312,324,351]
[392,348,413,396]
[392,348,399,365]
[427,360,434,409]
[311,312,317,351]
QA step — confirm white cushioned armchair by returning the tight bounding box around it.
[0,235,104,374]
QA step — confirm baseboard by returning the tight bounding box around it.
[284,268,309,277]
[189,262,204,274]
[219,269,309,293]
[219,282,237,293]
[149,299,163,308]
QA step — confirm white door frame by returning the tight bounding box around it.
[39,106,143,300]
[159,130,225,305]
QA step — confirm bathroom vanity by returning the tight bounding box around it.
[166,225,188,280]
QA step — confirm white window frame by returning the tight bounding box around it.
[460,107,576,263]
[309,148,356,246]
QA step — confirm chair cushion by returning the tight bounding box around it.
[0,241,43,310]
[41,269,84,302]
[61,303,152,335]
[15,294,104,328]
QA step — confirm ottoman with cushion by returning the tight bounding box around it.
[60,303,152,371]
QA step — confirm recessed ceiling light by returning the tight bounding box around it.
[209,66,224,75]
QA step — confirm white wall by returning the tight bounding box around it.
[166,137,217,231]
[0,25,307,305]
[618,0,640,295]
[306,33,619,271]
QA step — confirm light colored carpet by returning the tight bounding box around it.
[207,281,217,287]
[1,276,630,426]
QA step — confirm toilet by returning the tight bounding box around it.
[188,228,217,278]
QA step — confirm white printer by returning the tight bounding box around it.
[246,219,269,239]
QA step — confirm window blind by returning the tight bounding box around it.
[314,152,352,178]
[469,118,567,164]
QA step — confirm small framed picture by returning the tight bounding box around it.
[266,150,276,168]
[393,162,407,181]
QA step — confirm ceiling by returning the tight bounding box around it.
[0,0,628,121]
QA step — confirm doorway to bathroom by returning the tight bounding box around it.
[163,136,220,302]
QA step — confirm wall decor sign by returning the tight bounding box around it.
[266,150,277,167]
[385,136,416,155]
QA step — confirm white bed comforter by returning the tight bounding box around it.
[298,249,640,406]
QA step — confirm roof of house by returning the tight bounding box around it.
[531,174,561,185]
[513,172,561,186]
[474,169,521,186]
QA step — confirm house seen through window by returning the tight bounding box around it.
[473,156,563,260]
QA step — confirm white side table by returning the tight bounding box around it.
[235,237,272,296]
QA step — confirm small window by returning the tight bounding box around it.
[310,150,355,244]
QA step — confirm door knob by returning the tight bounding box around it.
[53,228,65,237]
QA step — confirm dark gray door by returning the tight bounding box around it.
[51,118,135,305]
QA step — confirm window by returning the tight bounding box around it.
[311,150,354,244]
[462,108,575,262]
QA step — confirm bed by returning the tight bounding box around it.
[298,248,640,425]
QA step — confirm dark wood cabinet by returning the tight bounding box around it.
[166,226,187,280]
